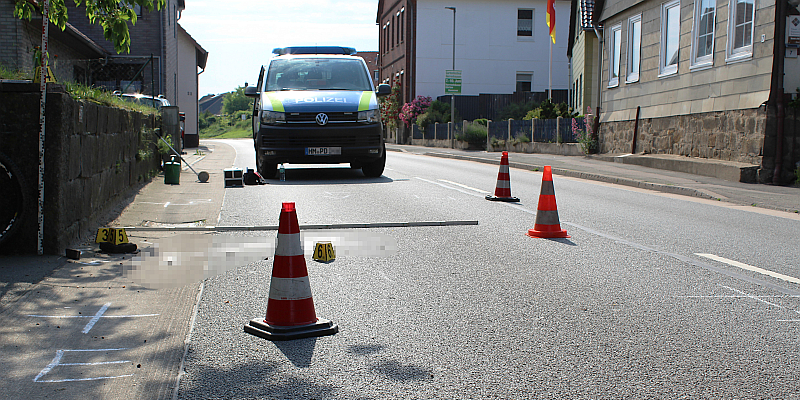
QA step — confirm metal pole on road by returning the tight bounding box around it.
[446,6,455,148]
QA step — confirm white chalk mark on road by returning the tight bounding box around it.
[34,348,132,383]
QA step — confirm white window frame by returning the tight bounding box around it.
[517,8,535,41]
[626,14,642,83]
[516,72,533,92]
[659,0,681,77]
[608,24,622,87]
[726,0,755,63]
[690,0,716,69]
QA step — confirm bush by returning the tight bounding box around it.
[457,123,487,148]
[473,118,488,127]
[523,98,576,119]
[415,100,460,128]
[399,95,431,127]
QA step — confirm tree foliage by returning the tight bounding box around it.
[222,86,254,115]
[379,81,402,129]
[13,0,165,54]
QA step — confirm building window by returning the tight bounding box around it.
[374,70,379,81]
[627,15,642,82]
[727,0,754,61]
[400,8,405,42]
[660,0,680,77]
[609,24,621,87]
[382,25,387,53]
[516,73,532,92]
[692,0,716,67]
[518,9,533,37]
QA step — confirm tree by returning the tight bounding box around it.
[13,0,165,54]
[222,86,253,115]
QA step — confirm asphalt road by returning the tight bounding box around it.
[174,140,800,399]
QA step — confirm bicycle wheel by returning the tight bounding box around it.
[0,152,29,247]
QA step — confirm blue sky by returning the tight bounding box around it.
[178,0,380,97]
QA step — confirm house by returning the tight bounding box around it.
[199,93,225,115]
[567,0,602,115]
[0,0,108,80]
[176,24,208,145]
[593,0,800,183]
[377,0,573,108]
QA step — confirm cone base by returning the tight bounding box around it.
[245,318,338,341]
[485,194,520,202]
[527,229,570,238]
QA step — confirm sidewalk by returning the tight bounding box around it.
[387,144,800,215]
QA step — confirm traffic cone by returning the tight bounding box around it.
[485,151,520,202]
[245,202,338,341]
[527,166,570,238]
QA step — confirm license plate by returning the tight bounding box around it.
[306,147,341,155]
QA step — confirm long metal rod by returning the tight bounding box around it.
[123,220,480,232]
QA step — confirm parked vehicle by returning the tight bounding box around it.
[245,46,392,178]
[112,91,171,110]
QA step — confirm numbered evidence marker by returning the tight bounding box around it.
[95,228,129,245]
[313,241,335,263]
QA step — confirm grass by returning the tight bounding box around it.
[200,113,252,139]
[1,65,157,114]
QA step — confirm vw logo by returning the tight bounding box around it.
[315,113,329,126]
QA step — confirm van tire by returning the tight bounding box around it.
[361,146,386,178]
[257,153,277,179]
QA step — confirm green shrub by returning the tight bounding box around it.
[473,118,488,127]
[457,123,487,148]
[499,101,536,121]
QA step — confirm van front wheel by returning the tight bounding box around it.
[361,147,386,178]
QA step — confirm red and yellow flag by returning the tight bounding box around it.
[546,0,556,43]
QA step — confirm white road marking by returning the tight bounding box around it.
[696,253,800,285]
[373,269,396,284]
[82,302,111,334]
[34,348,132,383]
[164,202,171,208]
[438,179,490,194]
[718,285,785,308]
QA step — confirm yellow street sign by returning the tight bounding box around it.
[313,241,335,262]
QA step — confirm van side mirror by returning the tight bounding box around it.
[376,84,391,97]
[244,86,259,97]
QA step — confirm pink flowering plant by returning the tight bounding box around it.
[399,96,432,127]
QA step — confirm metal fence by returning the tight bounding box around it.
[67,56,162,95]
[412,116,585,145]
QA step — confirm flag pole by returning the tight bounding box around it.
[548,39,552,101]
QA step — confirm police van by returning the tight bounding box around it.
[245,46,391,178]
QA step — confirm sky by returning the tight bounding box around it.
[178,0,380,97]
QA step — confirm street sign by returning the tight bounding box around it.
[445,70,462,94]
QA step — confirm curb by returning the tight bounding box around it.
[421,151,719,201]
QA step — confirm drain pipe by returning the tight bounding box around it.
[772,0,787,184]
[593,26,604,152]
[631,106,640,153]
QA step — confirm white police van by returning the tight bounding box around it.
[245,46,391,178]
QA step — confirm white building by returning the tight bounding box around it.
[379,0,572,101]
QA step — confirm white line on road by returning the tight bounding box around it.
[164,202,171,208]
[438,179,490,194]
[696,253,800,285]
[83,302,111,333]
[718,285,786,309]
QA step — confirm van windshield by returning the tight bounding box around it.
[265,58,373,92]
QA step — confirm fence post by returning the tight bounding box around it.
[449,121,454,148]
[486,120,491,151]
[507,119,512,151]
[556,116,562,144]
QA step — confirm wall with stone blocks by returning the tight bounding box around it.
[0,82,172,255]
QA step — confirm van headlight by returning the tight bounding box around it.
[358,109,379,123]
[260,111,285,125]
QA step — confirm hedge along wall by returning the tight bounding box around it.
[0,82,173,255]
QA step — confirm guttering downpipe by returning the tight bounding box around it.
[593,26,603,111]
[772,0,787,184]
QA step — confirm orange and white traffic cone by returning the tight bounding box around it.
[245,202,338,341]
[527,166,570,238]
[485,151,520,202]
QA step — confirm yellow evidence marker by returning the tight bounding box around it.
[313,241,335,262]
[95,227,129,245]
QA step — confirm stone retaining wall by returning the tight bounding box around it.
[598,108,766,166]
[0,82,173,254]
